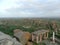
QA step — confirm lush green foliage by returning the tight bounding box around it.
[0,24,35,37]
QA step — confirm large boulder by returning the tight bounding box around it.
[26,42,33,45]
[0,31,22,45]
[23,32,31,41]
[20,32,31,45]
[14,29,31,45]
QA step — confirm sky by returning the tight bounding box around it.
[0,0,60,18]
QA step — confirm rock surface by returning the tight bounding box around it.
[0,31,22,45]
[14,29,31,45]
[27,42,33,45]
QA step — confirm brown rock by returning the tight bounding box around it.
[26,42,33,45]
[14,29,22,33]
[14,30,31,45]
[24,32,31,41]
[20,32,31,45]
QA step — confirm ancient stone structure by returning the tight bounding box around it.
[32,30,49,43]
[52,21,58,34]
[53,32,55,43]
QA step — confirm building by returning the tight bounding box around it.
[52,21,58,34]
[32,30,49,43]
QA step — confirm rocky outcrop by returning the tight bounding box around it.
[0,31,22,45]
[14,29,31,45]
[26,42,33,45]
[20,32,31,45]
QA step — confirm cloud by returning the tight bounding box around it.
[0,0,60,17]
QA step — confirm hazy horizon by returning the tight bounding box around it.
[0,0,60,18]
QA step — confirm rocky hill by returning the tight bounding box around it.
[0,31,22,45]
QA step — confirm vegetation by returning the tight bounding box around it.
[0,24,35,37]
[33,42,46,45]
[0,18,60,38]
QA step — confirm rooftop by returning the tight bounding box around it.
[32,30,49,36]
